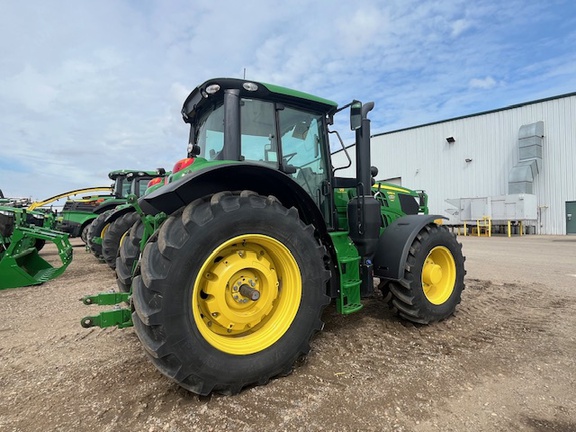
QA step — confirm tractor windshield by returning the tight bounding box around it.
[193,101,225,160]
[113,177,132,198]
[131,177,152,198]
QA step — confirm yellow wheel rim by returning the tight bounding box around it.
[192,234,301,355]
[119,229,130,249]
[421,246,456,305]
[101,223,111,238]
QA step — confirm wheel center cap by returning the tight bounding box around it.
[423,264,443,285]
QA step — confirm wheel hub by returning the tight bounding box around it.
[202,254,277,334]
[423,263,443,285]
[231,277,258,304]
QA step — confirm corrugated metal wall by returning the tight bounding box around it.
[331,94,576,235]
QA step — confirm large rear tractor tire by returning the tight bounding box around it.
[132,191,330,395]
[387,224,465,324]
[87,210,113,260]
[102,212,140,270]
[115,219,143,293]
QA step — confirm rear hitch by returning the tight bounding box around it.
[81,291,130,305]
[81,307,133,329]
[80,291,133,329]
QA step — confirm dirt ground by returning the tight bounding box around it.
[1,235,575,432]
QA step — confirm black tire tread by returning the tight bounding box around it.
[102,212,140,270]
[87,210,113,259]
[115,219,144,293]
[388,224,466,324]
[132,191,330,395]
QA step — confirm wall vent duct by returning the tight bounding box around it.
[508,121,543,194]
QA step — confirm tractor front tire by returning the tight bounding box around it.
[116,219,143,293]
[102,212,140,270]
[132,191,330,395]
[388,224,465,324]
[87,210,113,259]
[80,223,91,244]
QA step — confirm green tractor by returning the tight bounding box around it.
[57,170,157,244]
[111,173,169,291]
[0,204,73,290]
[82,78,465,395]
[86,169,165,263]
[98,171,168,270]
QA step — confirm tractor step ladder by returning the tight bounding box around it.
[329,231,363,314]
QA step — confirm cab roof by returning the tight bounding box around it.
[108,169,161,180]
[181,78,338,123]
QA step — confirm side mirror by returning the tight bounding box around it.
[350,100,362,130]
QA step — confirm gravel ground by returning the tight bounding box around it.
[1,234,575,432]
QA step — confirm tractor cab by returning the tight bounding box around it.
[179,78,337,218]
[109,169,161,199]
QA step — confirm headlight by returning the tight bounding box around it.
[205,83,221,95]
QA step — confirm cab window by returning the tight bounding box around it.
[195,102,225,160]
[278,107,328,206]
[240,99,278,166]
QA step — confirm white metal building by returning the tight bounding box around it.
[331,93,576,235]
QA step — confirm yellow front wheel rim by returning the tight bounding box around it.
[192,234,301,355]
[118,229,130,249]
[421,246,456,305]
[101,223,111,239]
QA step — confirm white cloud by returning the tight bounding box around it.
[451,19,472,37]
[0,64,59,112]
[1,0,576,198]
[469,76,498,89]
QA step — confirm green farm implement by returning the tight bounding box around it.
[0,206,73,290]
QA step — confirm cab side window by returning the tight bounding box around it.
[240,99,278,166]
[278,107,328,206]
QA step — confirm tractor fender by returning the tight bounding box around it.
[372,214,446,281]
[139,163,328,235]
[103,205,134,225]
[93,199,125,214]
[140,163,340,299]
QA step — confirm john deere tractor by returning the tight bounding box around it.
[82,78,465,396]
[57,170,158,245]
[85,169,164,261]
[96,170,167,270]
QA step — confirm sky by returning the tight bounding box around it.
[1,0,576,201]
